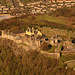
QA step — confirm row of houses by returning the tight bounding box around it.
[0,0,75,14]
[48,0,75,3]
[25,1,75,14]
[0,0,25,14]
[0,4,16,14]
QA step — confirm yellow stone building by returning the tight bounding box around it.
[25,27,42,36]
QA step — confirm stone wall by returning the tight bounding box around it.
[0,37,60,59]
[61,50,75,55]
[40,50,60,59]
[1,30,23,44]
[1,30,16,40]
[1,30,41,48]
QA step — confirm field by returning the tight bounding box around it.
[0,14,75,33]
[34,15,66,25]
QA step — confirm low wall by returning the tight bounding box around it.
[40,51,60,59]
[61,50,75,55]
[1,34,15,40]
[15,39,23,43]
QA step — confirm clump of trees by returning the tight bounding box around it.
[0,31,2,35]
[71,37,75,44]
[40,42,52,51]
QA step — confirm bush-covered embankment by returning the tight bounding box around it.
[0,38,75,75]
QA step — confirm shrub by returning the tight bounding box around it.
[0,31,2,35]
[40,42,52,51]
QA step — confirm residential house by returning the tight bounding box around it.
[2,11,8,13]
[26,3,31,6]
[57,0,64,3]
[32,9,36,12]
[71,3,75,6]
[0,8,2,11]
[52,0,56,2]
[30,5,34,8]
[57,5,62,9]
[10,7,15,10]
[42,9,46,12]
[36,9,41,12]
[11,6,14,8]
[51,4,57,8]
[58,3,63,6]
[65,0,72,2]
[1,6,5,8]
[41,5,46,8]
[19,2,24,7]
[50,7,56,11]
[3,8,9,11]
[66,4,71,7]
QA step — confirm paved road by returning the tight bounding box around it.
[0,15,15,21]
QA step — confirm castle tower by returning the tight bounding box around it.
[26,27,32,35]
[1,30,8,38]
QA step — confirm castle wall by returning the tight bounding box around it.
[1,30,23,44]
[40,51,60,59]
[35,40,41,47]
[1,30,62,50]
[61,50,75,55]
[14,39,23,43]
[1,31,16,40]
[22,38,41,49]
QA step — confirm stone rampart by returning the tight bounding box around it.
[40,50,60,59]
[1,30,23,43]
[1,30,16,40]
[61,50,75,55]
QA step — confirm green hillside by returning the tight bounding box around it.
[0,38,75,75]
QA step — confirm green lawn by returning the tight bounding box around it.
[35,15,66,25]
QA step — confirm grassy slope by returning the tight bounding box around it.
[0,14,75,31]
[35,15,66,25]
[39,27,75,38]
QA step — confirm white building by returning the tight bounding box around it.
[19,2,24,7]
[0,8,2,11]
[50,7,56,11]
[42,9,46,12]
[3,8,9,11]
[36,9,41,12]
[2,11,8,13]
[57,5,62,9]
[1,6,5,8]
[66,5,71,7]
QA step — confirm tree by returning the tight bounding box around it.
[0,31,2,35]
[40,42,50,51]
